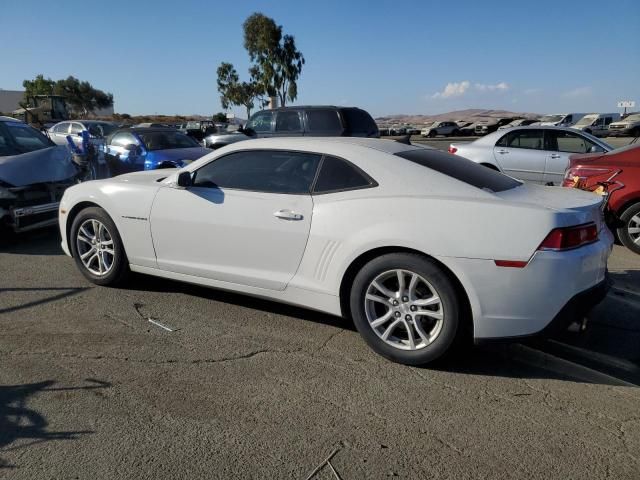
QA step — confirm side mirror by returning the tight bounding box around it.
[588,146,600,153]
[177,171,192,188]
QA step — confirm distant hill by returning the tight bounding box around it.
[376,109,540,126]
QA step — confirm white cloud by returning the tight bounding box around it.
[431,80,509,99]
[474,82,509,92]
[432,81,471,99]
[563,86,593,98]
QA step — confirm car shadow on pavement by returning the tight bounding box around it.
[0,379,110,469]
[124,273,356,331]
[0,226,63,255]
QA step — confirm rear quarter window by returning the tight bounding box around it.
[305,109,343,134]
[395,149,521,193]
[340,108,379,137]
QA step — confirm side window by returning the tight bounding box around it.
[504,130,543,150]
[553,131,600,154]
[54,123,69,134]
[305,109,343,133]
[110,132,137,148]
[604,117,613,126]
[313,155,375,193]
[565,115,573,124]
[341,108,378,136]
[275,111,302,132]
[70,123,84,134]
[246,111,273,133]
[192,150,321,194]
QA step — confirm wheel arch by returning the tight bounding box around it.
[338,246,473,337]
[65,201,122,257]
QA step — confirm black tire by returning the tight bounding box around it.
[617,202,640,255]
[70,207,130,286]
[452,129,460,137]
[632,127,640,138]
[349,253,462,365]
[428,130,437,138]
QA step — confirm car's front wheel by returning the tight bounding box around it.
[350,253,461,365]
[70,207,130,285]
[617,203,640,255]
[428,130,437,138]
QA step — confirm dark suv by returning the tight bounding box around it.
[245,106,379,138]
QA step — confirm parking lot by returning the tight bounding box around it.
[1,220,639,478]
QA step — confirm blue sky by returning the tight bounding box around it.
[1,0,638,118]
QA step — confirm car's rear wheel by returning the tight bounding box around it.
[349,253,461,365]
[617,203,640,255]
[70,207,130,285]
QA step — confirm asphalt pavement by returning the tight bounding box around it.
[1,226,639,479]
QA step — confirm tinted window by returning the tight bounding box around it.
[313,155,374,193]
[496,130,543,149]
[193,150,321,194]
[395,149,521,193]
[137,131,200,151]
[275,111,302,132]
[0,124,17,156]
[246,111,273,133]
[306,109,343,133]
[341,108,379,137]
[547,130,601,154]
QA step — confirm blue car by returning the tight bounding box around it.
[103,127,210,176]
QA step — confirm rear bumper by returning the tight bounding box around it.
[475,277,609,343]
[438,229,613,340]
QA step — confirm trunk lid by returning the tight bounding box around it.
[496,183,605,230]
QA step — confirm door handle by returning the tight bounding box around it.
[496,149,509,154]
[550,154,561,159]
[274,209,303,221]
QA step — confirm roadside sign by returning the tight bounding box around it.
[226,112,235,119]
[617,101,635,108]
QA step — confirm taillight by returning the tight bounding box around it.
[562,167,613,188]
[538,223,598,251]
[448,146,457,154]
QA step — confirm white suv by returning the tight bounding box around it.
[421,121,460,138]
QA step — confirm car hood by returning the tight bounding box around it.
[147,147,210,162]
[609,121,633,127]
[111,169,174,185]
[0,146,78,187]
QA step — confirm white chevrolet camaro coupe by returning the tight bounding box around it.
[449,126,613,185]
[59,137,612,365]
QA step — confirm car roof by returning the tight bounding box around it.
[222,136,416,155]
[261,105,363,111]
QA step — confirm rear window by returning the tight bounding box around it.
[341,108,379,137]
[395,149,521,193]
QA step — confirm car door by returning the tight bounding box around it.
[492,129,546,183]
[149,149,321,290]
[543,130,605,185]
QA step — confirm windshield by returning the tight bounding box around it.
[622,114,640,122]
[1,121,53,155]
[574,116,597,127]
[137,131,200,151]
[539,115,564,123]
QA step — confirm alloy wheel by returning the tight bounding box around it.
[629,214,640,245]
[76,219,115,276]
[364,269,444,351]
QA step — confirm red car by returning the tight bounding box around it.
[563,143,640,254]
